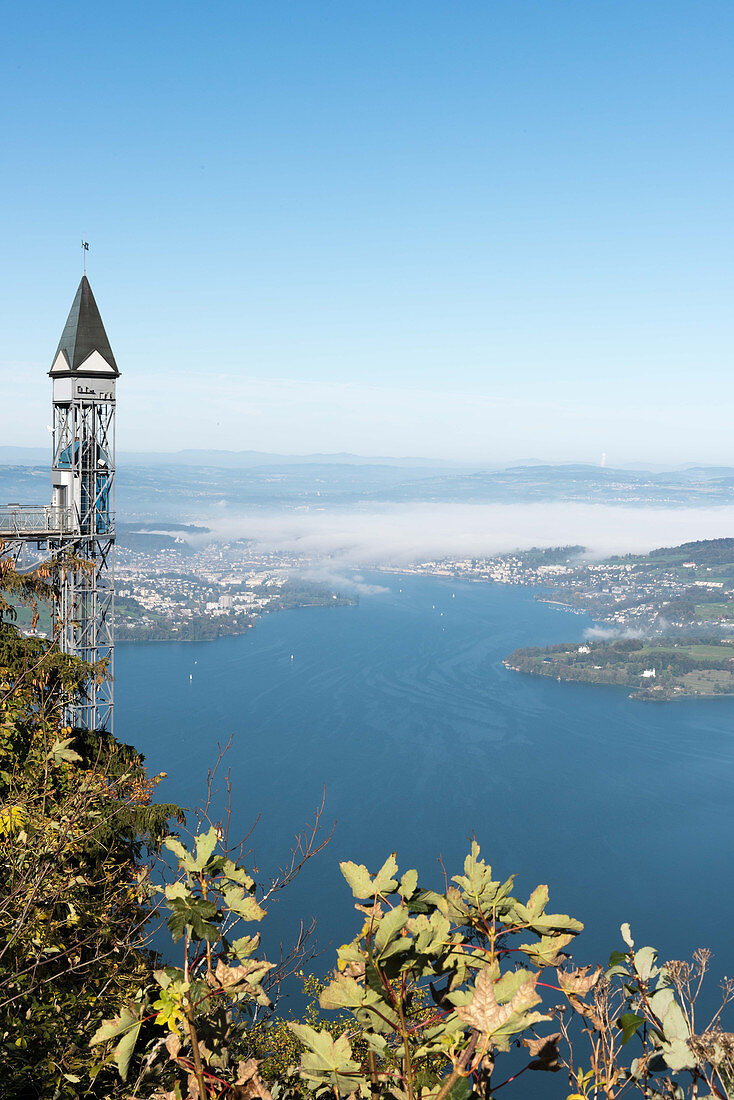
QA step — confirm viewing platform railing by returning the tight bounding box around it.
[0,504,77,539]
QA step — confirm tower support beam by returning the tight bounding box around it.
[0,275,120,734]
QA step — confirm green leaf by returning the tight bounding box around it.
[223,886,266,921]
[231,933,261,959]
[453,841,494,899]
[408,888,442,914]
[166,910,186,942]
[163,836,189,864]
[525,884,549,918]
[365,956,386,996]
[446,1075,474,1100]
[164,881,189,901]
[290,1021,334,1059]
[373,853,399,894]
[649,987,675,1020]
[90,1018,125,1047]
[90,1004,137,1047]
[47,737,82,765]
[634,945,658,982]
[493,967,536,1003]
[661,1037,697,1072]
[409,910,451,955]
[223,858,255,890]
[524,911,584,935]
[365,1032,388,1056]
[89,1004,141,1081]
[374,904,409,954]
[340,860,374,898]
[336,940,363,965]
[153,967,183,990]
[620,923,634,949]
[114,1017,141,1080]
[166,896,219,943]
[319,973,365,1011]
[520,933,575,968]
[194,827,218,870]
[289,1023,363,1093]
[379,934,414,964]
[618,1012,645,1045]
[399,868,418,899]
[661,1000,690,1043]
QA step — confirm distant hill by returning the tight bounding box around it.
[118,449,464,469]
[4,445,734,479]
[0,445,467,470]
[4,456,734,519]
[648,538,734,565]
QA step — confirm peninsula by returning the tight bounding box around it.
[377,536,734,700]
[504,638,734,700]
[499,537,734,700]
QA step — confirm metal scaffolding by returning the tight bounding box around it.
[0,275,119,733]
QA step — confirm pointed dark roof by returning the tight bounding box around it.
[50,275,119,376]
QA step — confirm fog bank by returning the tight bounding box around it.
[201,502,734,565]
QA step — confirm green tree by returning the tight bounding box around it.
[0,549,181,1098]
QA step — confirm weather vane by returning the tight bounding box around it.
[81,239,89,274]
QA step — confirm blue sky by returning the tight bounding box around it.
[1,1,732,462]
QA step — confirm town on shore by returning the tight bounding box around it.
[16,524,734,699]
[388,538,734,700]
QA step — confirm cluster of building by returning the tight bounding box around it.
[113,529,734,643]
[381,554,578,585]
[115,540,310,639]
[381,550,734,634]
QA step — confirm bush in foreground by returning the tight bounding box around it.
[2,553,734,1100]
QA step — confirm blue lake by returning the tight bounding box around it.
[116,573,734,996]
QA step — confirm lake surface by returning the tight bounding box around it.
[116,573,734,995]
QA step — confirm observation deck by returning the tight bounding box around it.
[0,504,77,539]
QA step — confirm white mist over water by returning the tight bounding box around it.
[201,502,734,565]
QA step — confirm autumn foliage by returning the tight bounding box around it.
[2,552,734,1100]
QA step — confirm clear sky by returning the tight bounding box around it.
[1,1,732,463]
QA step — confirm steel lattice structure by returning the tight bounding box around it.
[0,276,119,733]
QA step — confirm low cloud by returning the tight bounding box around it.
[299,566,389,597]
[200,502,734,567]
[584,625,646,641]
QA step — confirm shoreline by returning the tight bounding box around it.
[116,597,355,645]
[503,657,734,703]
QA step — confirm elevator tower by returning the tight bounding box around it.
[0,276,119,732]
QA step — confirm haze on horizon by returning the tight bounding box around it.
[1,2,733,466]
